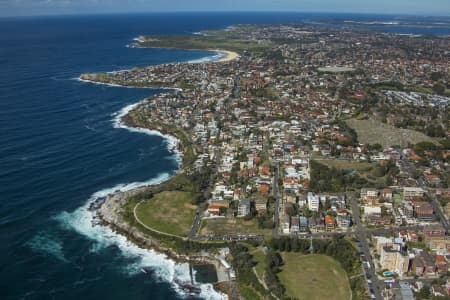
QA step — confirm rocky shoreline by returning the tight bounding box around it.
[95,101,191,260]
[90,99,233,299]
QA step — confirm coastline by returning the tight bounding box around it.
[212,49,240,62]
[93,100,230,299]
[78,49,235,299]
[129,37,240,63]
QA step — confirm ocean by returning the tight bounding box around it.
[0,12,448,300]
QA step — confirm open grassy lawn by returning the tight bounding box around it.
[346,118,437,148]
[199,218,270,236]
[317,159,374,172]
[139,35,271,55]
[251,248,267,280]
[134,191,197,237]
[278,253,351,300]
[317,159,387,185]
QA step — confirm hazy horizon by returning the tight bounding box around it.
[1,0,449,18]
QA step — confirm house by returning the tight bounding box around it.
[290,217,299,233]
[207,201,230,216]
[435,255,447,275]
[254,198,268,215]
[308,216,325,232]
[281,214,290,234]
[337,214,351,229]
[381,188,393,201]
[207,204,221,216]
[299,216,308,232]
[432,285,446,297]
[425,174,441,186]
[425,236,450,254]
[298,193,307,207]
[412,251,436,276]
[325,215,335,231]
[283,178,299,191]
[403,187,425,199]
[361,188,379,199]
[233,188,241,201]
[259,183,270,194]
[390,281,415,300]
[424,225,446,237]
[367,213,391,226]
[237,199,251,217]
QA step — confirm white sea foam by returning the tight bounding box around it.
[132,37,144,43]
[54,173,226,299]
[192,32,210,37]
[75,77,142,89]
[111,101,182,165]
[75,77,183,92]
[67,68,227,299]
[188,52,225,64]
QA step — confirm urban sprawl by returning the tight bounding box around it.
[83,24,450,300]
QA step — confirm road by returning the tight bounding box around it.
[188,146,221,239]
[417,177,450,230]
[401,156,449,230]
[272,163,280,237]
[349,191,384,300]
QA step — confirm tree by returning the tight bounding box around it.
[417,285,431,299]
[432,82,446,95]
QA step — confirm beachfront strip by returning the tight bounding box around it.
[85,24,450,300]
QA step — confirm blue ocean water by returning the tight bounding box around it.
[0,12,448,300]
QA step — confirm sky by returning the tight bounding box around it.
[1,0,450,17]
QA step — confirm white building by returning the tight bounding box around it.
[308,192,320,212]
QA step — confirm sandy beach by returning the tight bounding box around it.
[212,49,240,62]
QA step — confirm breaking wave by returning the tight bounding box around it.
[54,174,226,299]
[188,52,224,63]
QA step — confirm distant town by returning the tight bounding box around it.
[83,24,450,300]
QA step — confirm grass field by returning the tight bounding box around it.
[251,248,267,280]
[346,118,437,148]
[134,191,197,237]
[278,253,351,300]
[317,159,374,172]
[199,218,270,236]
[138,35,271,55]
[316,159,387,185]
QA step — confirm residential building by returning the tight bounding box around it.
[412,251,436,277]
[414,202,435,222]
[337,214,351,229]
[254,198,267,215]
[281,214,290,234]
[307,192,320,212]
[299,216,308,232]
[325,215,335,231]
[403,187,425,199]
[290,217,299,233]
[361,188,379,199]
[237,199,251,217]
[380,245,409,278]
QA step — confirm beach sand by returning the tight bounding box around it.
[212,50,240,62]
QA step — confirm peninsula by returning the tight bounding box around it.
[82,24,450,300]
